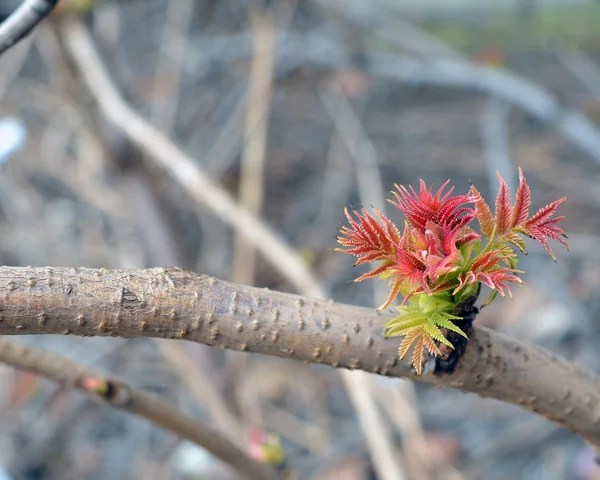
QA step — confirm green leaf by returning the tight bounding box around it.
[453,282,479,304]
[459,238,481,262]
[383,308,422,329]
[505,232,528,255]
[383,296,470,373]
[418,292,454,314]
[385,316,431,337]
[497,243,520,269]
[422,322,454,347]
[481,289,499,308]
[431,313,468,338]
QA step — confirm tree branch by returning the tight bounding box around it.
[0,0,58,55]
[0,336,278,480]
[0,265,599,448]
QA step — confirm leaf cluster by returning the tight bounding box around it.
[336,168,568,374]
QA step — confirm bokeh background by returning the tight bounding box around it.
[0,0,599,479]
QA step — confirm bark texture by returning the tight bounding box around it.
[0,266,599,446]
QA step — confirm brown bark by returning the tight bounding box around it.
[0,265,599,447]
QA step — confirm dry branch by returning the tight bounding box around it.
[0,0,58,55]
[0,265,599,449]
[234,9,276,286]
[321,87,407,480]
[0,335,278,480]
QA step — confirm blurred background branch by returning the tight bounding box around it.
[0,0,58,55]
[0,337,279,480]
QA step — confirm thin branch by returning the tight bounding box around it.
[0,336,279,480]
[341,371,406,480]
[0,265,599,449]
[0,0,58,55]
[480,96,515,192]
[153,339,245,445]
[320,88,407,480]
[233,9,276,285]
[556,45,600,103]
[149,0,194,134]
[322,86,466,480]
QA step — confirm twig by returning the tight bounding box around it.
[0,29,33,102]
[0,0,58,55]
[318,89,385,214]
[480,97,515,192]
[320,88,406,480]
[341,372,405,480]
[556,45,600,103]
[153,339,244,445]
[322,87,466,480]
[202,85,248,178]
[149,0,194,133]
[0,266,599,449]
[0,336,279,480]
[233,8,276,285]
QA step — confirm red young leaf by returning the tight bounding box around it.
[380,276,405,310]
[511,167,531,228]
[336,207,399,266]
[456,228,480,248]
[337,172,567,314]
[470,185,494,237]
[526,198,567,229]
[522,197,568,261]
[454,250,522,297]
[389,180,475,231]
[494,171,512,235]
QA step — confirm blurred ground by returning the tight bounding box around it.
[0,0,600,479]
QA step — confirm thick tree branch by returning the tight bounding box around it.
[0,265,598,448]
[0,336,278,480]
[0,0,58,55]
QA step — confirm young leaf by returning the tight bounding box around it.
[337,170,568,374]
[470,184,494,237]
[521,199,568,261]
[511,167,531,228]
[494,171,512,235]
[385,304,467,374]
